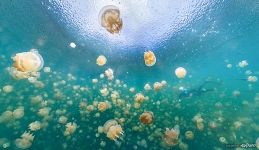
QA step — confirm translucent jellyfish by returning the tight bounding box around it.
[103,119,124,142]
[15,132,34,149]
[37,107,50,117]
[153,82,163,91]
[13,107,24,119]
[15,138,32,149]
[134,93,145,103]
[12,49,44,72]
[238,60,248,68]
[43,67,51,73]
[144,83,151,91]
[163,125,180,147]
[92,78,98,84]
[69,42,76,48]
[185,131,194,140]
[64,122,77,136]
[96,55,107,66]
[226,64,232,68]
[29,121,41,131]
[0,138,10,149]
[100,87,109,97]
[233,121,242,129]
[104,68,114,80]
[98,102,108,112]
[139,111,154,124]
[0,111,13,124]
[247,76,258,82]
[58,116,68,124]
[99,5,123,34]
[175,67,187,79]
[2,85,13,93]
[144,51,156,67]
[219,136,227,144]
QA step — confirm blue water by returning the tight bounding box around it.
[0,0,259,149]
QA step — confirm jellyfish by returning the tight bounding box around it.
[103,119,124,143]
[139,111,154,124]
[29,121,41,131]
[163,125,180,147]
[134,93,145,103]
[175,67,187,79]
[99,5,122,34]
[12,49,44,72]
[144,83,151,91]
[15,132,34,149]
[153,82,163,91]
[144,51,156,67]
[58,116,68,124]
[185,131,194,140]
[2,85,13,93]
[104,68,114,80]
[247,76,258,82]
[64,122,77,136]
[98,102,108,112]
[238,60,248,68]
[13,107,24,119]
[96,55,107,66]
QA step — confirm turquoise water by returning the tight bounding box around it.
[0,0,259,149]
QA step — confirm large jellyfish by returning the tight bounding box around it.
[12,49,44,72]
[163,125,180,147]
[9,49,44,80]
[99,5,123,34]
[103,119,124,143]
[139,111,154,125]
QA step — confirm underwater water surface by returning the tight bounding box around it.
[0,0,259,149]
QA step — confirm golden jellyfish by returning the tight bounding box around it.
[64,122,77,136]
[139,111,154,124]
[144,51,156,67]
[103,119,124,142]
[98,102,108,112]
[28,121,41,131]
[175,67,187,79]
[163,125,180,147]
[96,55,107,66]
[153,82,163,91]
[99,5,122,34]
[15,132,34,149]
[12,49,44,72]
[134,93,145,103]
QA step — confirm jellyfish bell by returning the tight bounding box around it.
[175,67,187,79]
[12,49,44,72]
[103,119,124,142]
[99,5,122,34]
[163,125,180,147]
[144,51,156,67]
[139,111,154,125]
[96,55,107,66]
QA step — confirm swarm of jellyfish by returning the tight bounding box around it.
[0,35,258,150]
